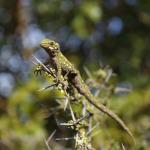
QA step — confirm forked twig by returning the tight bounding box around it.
[44,130,56,150]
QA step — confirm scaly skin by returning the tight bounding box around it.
[39,38,135,142]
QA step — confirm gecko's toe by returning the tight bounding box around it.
[34,70,41,76]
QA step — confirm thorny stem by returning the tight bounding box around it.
[34,57,135,149]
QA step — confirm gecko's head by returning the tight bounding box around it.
[40,39,60,56]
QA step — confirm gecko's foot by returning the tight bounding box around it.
[34,65,42,76]
[55,77,69,89]
[54,77,63,85]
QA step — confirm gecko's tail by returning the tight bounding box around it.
[72,75,135,143]
[86,96,135,144]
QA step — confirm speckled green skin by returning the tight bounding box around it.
[40,39,134,142]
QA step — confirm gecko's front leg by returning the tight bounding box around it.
[34,60,50,76]
[55,60,62,84]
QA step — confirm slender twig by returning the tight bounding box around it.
[60,113,92,126]
[37,83,57,91]
[75,113,92,125]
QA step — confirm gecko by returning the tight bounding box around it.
[37,38,135,142]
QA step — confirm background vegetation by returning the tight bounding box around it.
[0,0,149,149]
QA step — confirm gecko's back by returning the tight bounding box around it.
[58,52,79,75]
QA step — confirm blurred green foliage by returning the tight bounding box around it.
[0,0,150,149]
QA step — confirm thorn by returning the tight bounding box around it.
[33,55,41,63]
[114,87,132,94]
[82,101,86,116]
[87,122,99,135]
[94,89,100,97]
[37,87,46,92]
[59,122,74,126]
[31,60,37,65]
[64,97,69,111]
[121,143,126,150]
[105,68,113,83]
[55,137,74,141]
[47,130,56,143]
[69,102,76,122]
[83,66,92,78]
[88,116,93,133]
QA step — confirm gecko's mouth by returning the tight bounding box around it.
[40,43,54,49]
[40,43,49,49]
[40,44,56,51]
[40,43,58,56]
[48,46,55,50]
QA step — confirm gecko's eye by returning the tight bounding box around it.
[50,41,55,46]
